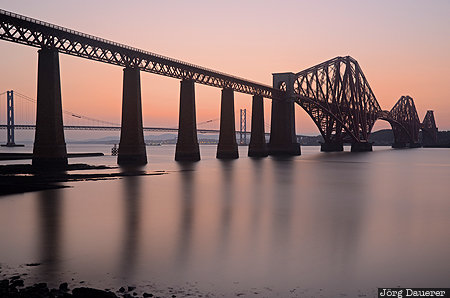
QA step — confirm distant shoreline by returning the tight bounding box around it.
[0,152,104,161]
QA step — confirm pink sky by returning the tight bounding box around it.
[1,0,449,136]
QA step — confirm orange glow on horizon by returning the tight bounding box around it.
[0,1,449,136]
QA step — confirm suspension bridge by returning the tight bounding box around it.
[0,90,251,142]
[0,9,439,167]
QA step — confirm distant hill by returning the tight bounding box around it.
[298,135,323,146]
[369,129,394,145]
[298,129,394,146]
[437,131,450,146]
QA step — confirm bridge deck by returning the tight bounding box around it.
[0,124,261,135]
[0,9,281,99]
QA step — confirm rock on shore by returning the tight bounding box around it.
[0,277,160,298]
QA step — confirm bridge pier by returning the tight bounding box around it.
[268,99,301,156]
[351,142,373,152]
[118,67,147,165]
[248,94,268,157]
[175,79,200,161]
[32,48,68,168]
[392,142,407,148]
[217,88,238,159]
[422,129,438,147]
[320,141,343,152]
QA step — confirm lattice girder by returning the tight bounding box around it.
[421,110,438,145]
[0,9,280,99]
[388,96,420,144]
[422,110,437,130]
[292,56,381,143]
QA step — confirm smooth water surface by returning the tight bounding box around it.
[1,145,450,296]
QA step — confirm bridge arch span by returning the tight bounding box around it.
[273,57,425,151]
[373,113,414,147]
[281,56,381,151]
[377,96,420,148]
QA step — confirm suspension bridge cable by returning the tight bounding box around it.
[197,118,219,126]
[13,91,120,126]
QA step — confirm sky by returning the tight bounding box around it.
[0,0,449,139]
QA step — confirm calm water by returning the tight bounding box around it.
[1,145,450,297]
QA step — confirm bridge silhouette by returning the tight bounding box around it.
[0,9,439,167]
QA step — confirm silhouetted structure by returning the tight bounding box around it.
[32,48,67,167]
[1,90,23,147]
[175,79,200,161]
[217,88,238,159]
[0,9,440,166]
[379,96,421,148]
[248,95,268,157]
[239,109,247,145]
[421,111,438,147]
[117,67,147,165]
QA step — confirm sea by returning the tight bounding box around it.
[1,144,450,297]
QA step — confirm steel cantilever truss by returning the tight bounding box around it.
[292,56,381,143]
[288,56,427,146]
[0,9,279,99]
[387,96,420,144]
[421,110,438,146]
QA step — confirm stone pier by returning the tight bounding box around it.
[217,88,238,159]
[320,141,344,152]
[351,142,373,152]
[175,79,200,161]
[118,67,147,165]
[268,98,301,156]
[392,142,407,149]
[32,48,68,168]
[248,94,268,157]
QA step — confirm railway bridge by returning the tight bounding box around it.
[0,9,437,167]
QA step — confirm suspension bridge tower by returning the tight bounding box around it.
[239,109,247,145]
[1,90,23,147]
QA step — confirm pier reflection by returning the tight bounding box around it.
[37,188,63,282]
[296,154,368,288]
[271,157,295,244]
[119,169,143,279]
[175,162,197,269]
[217,160,236,258]
[248,159,265,246]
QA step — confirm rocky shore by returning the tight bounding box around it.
[0,274,217,298]
[0,276,161,298]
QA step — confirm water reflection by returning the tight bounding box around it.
[248,159,265,247]
[270,157,295,247]
[37,188,63,282]
[175,162,197,269]
[1,146,449,295]
[257,156,295,283]
[119,169,142,279]
[305,155,368,284]
[217,160,236,258]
